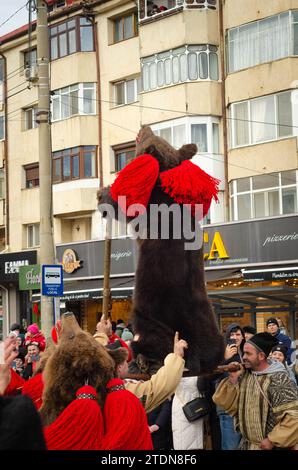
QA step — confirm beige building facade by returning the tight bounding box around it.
[0,0,297,340]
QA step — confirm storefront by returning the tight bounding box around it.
[54,238,137,332]
[0,250,37,338]
[204,214,298,340]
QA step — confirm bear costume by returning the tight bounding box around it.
[98,127,224,374]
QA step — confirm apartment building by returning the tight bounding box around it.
[0,0,297,341]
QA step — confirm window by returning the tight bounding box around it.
[50,17,94,60]
[152,116,220,152]
[24,106,38,130]
[139,1,217,20]
[113,12,137,43]
[52,146,97,182]
[113,77,141,106]
[114,144,135,172]
[25,164,39,188]
[51,83,96,121]
[141,45,219,92]
[0,116,4,140]
[24,48,37,67]
[47,0,66,12]
[227,11,298,73]
[0,169,4,199]
[230,170,298,220]
[27,224,40,248]
[230,91,292,148]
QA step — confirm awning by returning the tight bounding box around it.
[31,276,135,301]
[205,269,242,282]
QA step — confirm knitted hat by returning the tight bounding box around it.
[10,323,20,332]
[271,344,288,360]
[27,324,40,335]
[44,385,104,450]
[243,326,256,335]
[266,317,279,327]
[121,328,133,342]
[247,332,279,357]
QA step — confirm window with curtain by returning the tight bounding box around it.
[24,164,39,188]
[51,83,96,121]
[113,77,140,106]
[141,45,219,92]
[227,11,295,73]
[113,12,138,43]
[230,91,292,148]
[26,224,40,248]
[230,170,298,220]
[23,106,38,130]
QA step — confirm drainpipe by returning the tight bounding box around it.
[0,52,9,247]
[93,21,103,189]
[218,0,229,221]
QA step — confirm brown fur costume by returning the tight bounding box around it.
[40,313,114,426]
[98,127,224,374]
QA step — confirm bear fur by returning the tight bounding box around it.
[98,127,224,374]
[40,312,115,426]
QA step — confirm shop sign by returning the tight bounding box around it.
[19,264,41,291]
[62,249,81,274]
[243,267,298,282]
[0,250,37,283]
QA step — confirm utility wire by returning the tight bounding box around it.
[0,2,28,30]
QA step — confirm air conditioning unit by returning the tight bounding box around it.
[24,65,39,83]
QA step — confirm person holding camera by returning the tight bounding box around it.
[215,323,245,450]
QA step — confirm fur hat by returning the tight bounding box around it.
[247,332,279,357]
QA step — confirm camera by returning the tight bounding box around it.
[227,338,237,346]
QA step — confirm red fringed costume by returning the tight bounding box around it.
[100,378,153,450]
[44,385,104,450]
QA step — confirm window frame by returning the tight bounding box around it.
[113,77,140,106]
[52,146,98,183]
[113,142,135,172]
[230,91,293,149]
[24,106,38,130]
[51,82,96,122]
[50,16,94,60]
[26,223,40,248]
[24,163,39,188]
[0,115,4,141]
[141,45,219,92]
[230,170,298,221]
[113,12,138,44]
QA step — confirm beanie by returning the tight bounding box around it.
[247,332,279,357]
[10,323,20,332]
[243,326,256,335]
[27,324,40,335]
[271,344,288,360]
[266,317,279,327]
[121,328,133,342]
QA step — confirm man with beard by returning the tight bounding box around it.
[213,332,298,450]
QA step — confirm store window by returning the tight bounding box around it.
[50,17,94,60]
[142,45,218,92]
[113,12,138,43]
[51,83,96,121]
[230,169,298,220]
[52,146,97,182]
[230,91,293,148]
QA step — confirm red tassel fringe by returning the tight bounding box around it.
[45,385,104,450]
[22,373,44,410]
[160,160,220,218]
[111,154,159,215]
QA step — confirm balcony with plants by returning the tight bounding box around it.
[138,0,217,22]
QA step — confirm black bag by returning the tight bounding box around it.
[182,396,211,422]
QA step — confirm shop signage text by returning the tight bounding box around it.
[19,264,41,291]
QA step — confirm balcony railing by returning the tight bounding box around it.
[139,0,217,21]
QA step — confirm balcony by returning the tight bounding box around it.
[139,0,217,21]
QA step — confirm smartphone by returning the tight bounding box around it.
[227,338,237,346]
[30,355,40,362]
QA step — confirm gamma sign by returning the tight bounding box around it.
[42,265,63,297]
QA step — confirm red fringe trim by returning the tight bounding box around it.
[160,160,220,218]
[111,154,159,215]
